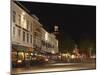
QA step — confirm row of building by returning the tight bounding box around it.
[11,1,59,67]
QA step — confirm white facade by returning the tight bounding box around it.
[32,16,42,50]
[12,2,33,48]
[47,33,58,54]
[41,28,59,54]
[12,1,58,54]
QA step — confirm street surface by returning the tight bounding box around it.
[11,62,96,75]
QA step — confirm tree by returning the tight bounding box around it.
[79,33,96,56]
[59,34,75,53]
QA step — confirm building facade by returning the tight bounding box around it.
[41,28,58,54]
[12,1,58,67]
[12,1,34,67]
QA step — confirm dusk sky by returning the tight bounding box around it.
[17,1,96,50]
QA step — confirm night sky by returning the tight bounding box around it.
[17,1,96,51]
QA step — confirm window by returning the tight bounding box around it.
[30,23,32,32]
[23,16,25,20]
[13,27,15,36]
[12,52,17,62]
[27,33,29,43]
[33,32,36,46]
[25,53,30,60]
[30,35,32,43]
[18,52,24,61]
[23,31,25,42]
[27,20,29,30]
[18,29,21,37]
[23,16,27,29]
[18,15,21,25]
[13,11,16,22]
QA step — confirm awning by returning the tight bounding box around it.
[12,44,28,52]
[37,50,53,55]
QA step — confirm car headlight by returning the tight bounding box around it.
[45,58,48,61]
[17,60,22,63]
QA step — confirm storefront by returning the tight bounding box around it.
[12,44,33,68]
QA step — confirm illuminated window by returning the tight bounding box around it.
[18,52,24,60]
[54,25,58,31]
[45,32,48,41]
[25,53,30,60]
[21,12,27,29]
[13,11,16,22]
